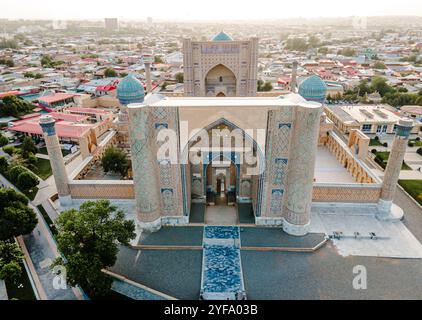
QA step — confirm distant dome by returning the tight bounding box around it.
[298,75,327,103]
[117,74,145,106]
[212,31,233,41]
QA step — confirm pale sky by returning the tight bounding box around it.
[1,0,422,20]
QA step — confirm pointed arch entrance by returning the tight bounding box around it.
[205,64,237,97]
[181,118,265,223]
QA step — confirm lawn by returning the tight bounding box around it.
[408,139,422,147]
[374,151,412,170]
[22,186,38,201]
[36,204,57,237]
[399,180,422,205]
[31,158,52,180]
[369,138,383,147]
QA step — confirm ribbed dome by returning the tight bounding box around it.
[212,31,233,41]
[117,74,145,106]
[298,75,327,103]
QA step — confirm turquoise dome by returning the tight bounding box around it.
[298,75,327,103]
[212,31,233,41]
[117,74,145,106]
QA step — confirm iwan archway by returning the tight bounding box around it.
[182,118,265,223]
[205,64,237,97]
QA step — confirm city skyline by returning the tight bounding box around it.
[1,0,422,21]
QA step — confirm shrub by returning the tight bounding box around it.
[408,141,415,147]
[371,149,377,154]
[2,145,15,156]
[0,156,8,173]
[101,146,129,177]
[383,142,388,148]
[0,134,8,147]
[374,136,379,141]
[17,171,38,190]
[417,148,422,156]
[21,136,37,156]
[416,137,421,142]
[8,165,28,183]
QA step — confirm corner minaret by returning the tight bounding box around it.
[377,119,414,221]
[39,115,72,206]
[143,52,154,94]
[290,61,298,93]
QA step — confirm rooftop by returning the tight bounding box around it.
[135,93,321,109]
[8,112,93,139]
[38,93,78,104]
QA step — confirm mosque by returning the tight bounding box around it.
[39,32,412,237]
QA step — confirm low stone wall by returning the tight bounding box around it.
[69,180,134,199]
[69,180,382,203]
[313,183,381,203]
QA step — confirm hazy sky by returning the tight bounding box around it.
[1,0,422,20]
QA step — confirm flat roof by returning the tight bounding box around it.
[38,93,78,104]
[132,93,322,109]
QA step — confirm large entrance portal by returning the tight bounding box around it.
[205,64,237,97]
[184,118,265,225]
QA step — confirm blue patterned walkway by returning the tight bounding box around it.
[200,226,246,300]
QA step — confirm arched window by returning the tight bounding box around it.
[219,76,223,82]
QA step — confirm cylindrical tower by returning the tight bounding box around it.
[39,115,72,206]
[128,104,162,232]
[282,104,322,236]
[290,61,298,93]
[143,53,154,94]
[377,119,414,220]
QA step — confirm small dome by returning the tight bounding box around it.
[117,74,145,106]
[298,75,327,103]
[212,31,233,41]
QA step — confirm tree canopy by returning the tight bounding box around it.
[101,146,129,177]
[257,80,273,92]
[175,72,184,83]
[104,67,117,77]
[53,200,135,298]
[0,240,23,283]
[0,95,35,118]
[0,188,37,241]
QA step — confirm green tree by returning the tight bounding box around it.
[21,137,37,156]
[0,156,8,173]
[0,96,34,117]
[17,171,38,191]
[340,48,357,57]
[104,67,117,77]
[0,134,8,147]
[0,188,37,241]
[373,62,386,69]
[101,146,129,177]
[154,56,164,63]
[53,200,135,298]
[175,72,184,83]
[285,38,308,51]
[0,39,18,49]
[371,76,395,96]
[356,79,373,96]
[0,240,23,283]
[258,80,273,92]
[8,165,27,183]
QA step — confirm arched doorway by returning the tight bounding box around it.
[181,118,265,224]
[205,154,237,206]
[205,64,237,97]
